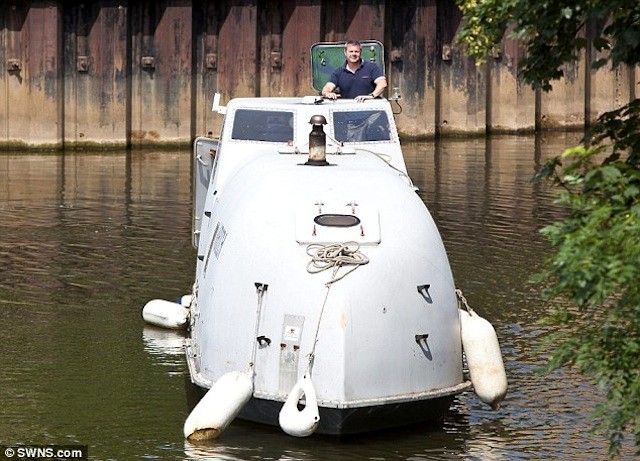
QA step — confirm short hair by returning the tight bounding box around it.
[344,40,361,49]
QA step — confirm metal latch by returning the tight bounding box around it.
[205,53,217,70]
[7,59,20,71]
[141,56,155,69]
[77,56,89,72]
[270,51,282,69]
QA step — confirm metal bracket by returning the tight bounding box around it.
[415,333,433,360]
[414,334,429,344]
[417,284,433,304]
[318,50,326,66]
[141,56,155,69]
[255,282,269,293]
[205,52,217,70]
[77,56,89,72]
[7,59,20,71]
[270,51,282,69]
[257,335,271,347]
[442,44,452,61]
[490,44,502,60]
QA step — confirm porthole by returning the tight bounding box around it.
[314,214,361,228]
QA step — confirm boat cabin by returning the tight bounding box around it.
[192,96,408,248]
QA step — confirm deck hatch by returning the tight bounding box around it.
[295,203,380,245]
[314,214,361,228]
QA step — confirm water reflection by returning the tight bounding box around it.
[0,137,635,460]
[181,410,513,461]
[143,327,189,372]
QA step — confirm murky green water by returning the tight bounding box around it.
[0,137,635,460]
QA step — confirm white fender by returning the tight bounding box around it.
[459,308,508,410]
[278,374,320,437]
[178,294,193,307]
[183,371,253,441]
[142,299,189,329]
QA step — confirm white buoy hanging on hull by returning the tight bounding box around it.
[178,294,193,307]
[184,371,253,441]
[142,299,189,329]
[278,374,320,437]
[459,306,508,409]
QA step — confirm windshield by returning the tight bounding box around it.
[231,109,294,142]
[332,110,391,143]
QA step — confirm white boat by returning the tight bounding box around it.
[144,42,507,438]
[185,95,471,437]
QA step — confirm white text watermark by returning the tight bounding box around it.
[1,445,87,460]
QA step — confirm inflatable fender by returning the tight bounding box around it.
[459,308,508,409]
[178,294,193,307]
[278,374,320,437]
[183,371,253,441]
[142,299,189,329]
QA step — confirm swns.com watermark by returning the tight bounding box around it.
[1,445,87,460]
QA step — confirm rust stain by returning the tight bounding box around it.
[130,131,146,140]
[130,130,161,140]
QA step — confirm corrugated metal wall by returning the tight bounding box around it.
[0,0,637,149]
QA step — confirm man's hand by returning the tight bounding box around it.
[355,94,375,102]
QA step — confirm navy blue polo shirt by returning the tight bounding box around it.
[328,60,384,99]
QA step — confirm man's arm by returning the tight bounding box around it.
[322,81,338,99]
[370,76,387,98]
[355,76,387,102]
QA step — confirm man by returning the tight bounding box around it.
[322,40,387,102]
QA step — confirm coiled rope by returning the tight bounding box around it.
[306,242,369,286]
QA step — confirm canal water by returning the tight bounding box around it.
[0,135,635,460]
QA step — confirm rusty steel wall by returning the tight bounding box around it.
[63,2,128,147]
[0,0,637,149]
[129,1,193,147]
[0,2,62,148]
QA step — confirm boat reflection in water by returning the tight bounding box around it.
[142,326,187,360]
[182,428,511,461]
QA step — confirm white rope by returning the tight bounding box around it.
[355,147,415,189]
[305,285,331,376]
[304,242,369,374]
[305,242,369,286]
[188,280,199,330]
[456,288,475,314]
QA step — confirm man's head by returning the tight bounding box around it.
[344,40,362,64]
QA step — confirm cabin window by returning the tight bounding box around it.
[332,110,391,143]
[314,214,361,228]
[231,109,294,142]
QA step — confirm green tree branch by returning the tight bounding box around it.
[456,0,640,455]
